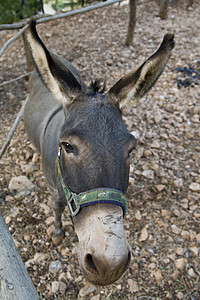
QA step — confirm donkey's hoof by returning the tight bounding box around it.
[51,229,65,245]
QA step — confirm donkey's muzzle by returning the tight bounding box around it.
[74,203,131,286]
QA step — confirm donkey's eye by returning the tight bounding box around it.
[128,147,135,157]
[128,149,133,157]
[62,142,74,153]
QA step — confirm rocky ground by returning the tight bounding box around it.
[0,1,200,299]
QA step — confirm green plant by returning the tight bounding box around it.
[0,0,43,24]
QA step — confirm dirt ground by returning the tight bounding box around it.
[0,1,200,299]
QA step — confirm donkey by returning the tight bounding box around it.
[24,20,174,286]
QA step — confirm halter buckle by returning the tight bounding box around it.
[68,192,80,217]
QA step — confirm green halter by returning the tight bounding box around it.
[56,146,127,221]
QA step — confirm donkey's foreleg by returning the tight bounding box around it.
[52,195,65,245]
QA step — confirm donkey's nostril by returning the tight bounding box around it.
[85,253,98,274]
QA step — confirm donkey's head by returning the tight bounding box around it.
[26,20,174,285]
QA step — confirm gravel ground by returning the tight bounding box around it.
[0,1,200,299]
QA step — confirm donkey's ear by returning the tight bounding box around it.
[108,34,175,109]
[25,19,83,105]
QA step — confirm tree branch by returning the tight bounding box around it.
[0,0,124,58]
[0,0,123,31]
[125,0,136,46]
[0,21,27,30]
[0,24,28,58]
[0,72,32,87]
[0,212,39,299]
[0,98,27,159]
[37,0,123,24]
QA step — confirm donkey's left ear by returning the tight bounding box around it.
[108,34,175,109]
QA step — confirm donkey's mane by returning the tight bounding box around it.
[86,79,106,96]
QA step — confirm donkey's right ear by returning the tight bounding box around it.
[25,19,83,105]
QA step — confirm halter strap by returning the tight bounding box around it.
[56,147,127,221]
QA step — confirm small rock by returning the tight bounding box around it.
[79,282,96,297]
[171,224,181,234]
[91,295,100,300]
[148,262,156,270]
[8,176,35,192]
[149,162,159,170]
[172,269,180,280]
[191,114,199,123]
[128,278,139,292]
[176,291,184,299]
[40,203,51,215]
[59,281,67,294]
[173,208,181,217]
[121,49,131,58]
[161,209,170,217]
[155,167,165,177]
[155,184,165,192]
[139,227,148,242]
[160,133,168,140]
[189,182,200,192]
[61,247,70,256]
[190,204,198,212]
[106,59,113,66]
[32,153,39,163]
[25,259,34,268]
[151,140,160,149]
[188,268,196,278]
[15,190,31,199]
[153,269,163,281]
[164,258,170,264]
[175,258,187,270]
[189,230,196,240]
[153,111,162,124]
[176,145,184,153]
[189,246,198,256]
[181,230,190,240]
[47,225,54,237]
[193,211,200,218]
[141,170,154,180]
[130,130,140,139]
[173,178,183,188]
[7,92,15,100]
[46,32,52,38]
[5,195,14,202]
[45,216,54,226]
[169,134,179,143]
[13,238,21,248]
[156,193,162,201]
[33,253,49,264]
[135,210,142,220]
[145,131,154,139]
[8,207,19,218]
[52,281,60,294]
[175,247,184,256]
[58,273,68,283]
[49,260,62,274]
[135,147,144,159]
[21,164,37,174]
[5,216,11,224]
[194,105,200,114]
[196,233,200,242]
[180,198,188,209]
[66,271,73,280]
